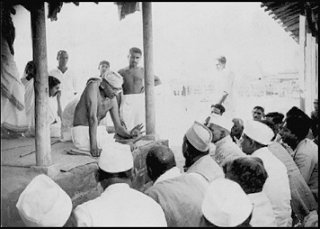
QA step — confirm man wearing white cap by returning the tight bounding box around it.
[145,145,208,227]
[206,114,246,167]
[200,178,253,227]
[240,120,292,227]
[73,143,167,226]
[16,174,72,227]
[72,72,143,157]
[223,157,277,227]
[182,121,224,182]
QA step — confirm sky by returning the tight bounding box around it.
[12,2,299,91]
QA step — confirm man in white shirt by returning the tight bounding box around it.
[73,143,167,227]
[145,145,208,227]
[206,113,247,167]
[223,156,277,227]
[240,120,292,227]
[49,50,77,110]
[182,121,224,182]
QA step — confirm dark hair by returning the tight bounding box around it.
[211,104,226,114]
[48,76,60,89]
[98,60,110,68]
[96,168,132,182]
[217,56,227,64]
[253,106,264,113]
[285,115,311,141]
[223,157,268,194]
[265,112,284,125]
[57,50,68,59]
[129,47,142,55]
[146,145,176,181]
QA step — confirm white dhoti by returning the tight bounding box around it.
[120,94,145,131]
[71,125,115,151]
[61,96,80,141]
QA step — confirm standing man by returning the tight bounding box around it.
[118,47,161,131]
[49,50,77,110]
[240,120,292,227]
[98,60,111,78]
[214,56,236,118]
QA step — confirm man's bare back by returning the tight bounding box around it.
[73,79,113,127]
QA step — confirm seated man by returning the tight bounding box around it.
[72,72,143,157]
[223,157,277,227]
[145,145,208,227]
[200,178,253,227]
[73,144,167,226]
[206,114,246,167]
[182,121,224,182]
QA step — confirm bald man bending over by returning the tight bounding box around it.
[72,72,143,157]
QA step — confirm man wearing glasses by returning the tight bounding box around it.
[72,72,143,157]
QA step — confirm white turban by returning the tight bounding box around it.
[16,174,72,227]
[243,120,274,145]
[102,71,123,89]
[208,113,233,131]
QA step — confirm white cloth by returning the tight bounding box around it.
[213,135,247,166]
[213,67,236,119]
[73,183,167,227]
[120,94,145,131]
[16,174,72,227]
[252,147,292,227]
[49,67,77,109]
[154,166,181,185]
[243,120,274,145]
[61,96,80,141]
[71,125,115,151]
[1,35,28,132]
[186,121,212,152]
[22,76,35,130]
[248,192,277,227]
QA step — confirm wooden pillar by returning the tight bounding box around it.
[311,36,316,103]
[298,15,306,112]
[315,41,318,97]
[30,3,52,166]
[305,32,312,115]
[142,2,156,136]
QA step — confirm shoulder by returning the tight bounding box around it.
[118,67,129,74]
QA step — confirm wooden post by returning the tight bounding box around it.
[305,32,312,115]
[142,2,156,136]
[298,15,306,112]
[30,3,52,166]
[311,36,316,103]
[315,41,318,98]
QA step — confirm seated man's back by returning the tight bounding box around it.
[145,173,208,227]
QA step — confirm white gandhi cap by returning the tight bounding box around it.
[98,143,133,173]
[243,120,274,145]
[16,174,72,227]
[208,113,233,131]
[185,121,212,152]
[202,178,253,227]
[102,71,123,89]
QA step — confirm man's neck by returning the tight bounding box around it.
[102,178,132,190]
[58,65,68,73]
[129,64,139,69]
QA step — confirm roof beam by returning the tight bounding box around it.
[268,2,298,15]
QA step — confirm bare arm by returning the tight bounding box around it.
[56,90,62,119]
[109,97,132,138]
[86,84,100,157]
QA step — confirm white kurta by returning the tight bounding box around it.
[49,67,77,110]
[252,147,292,227]
[248,192,277,227]
[73,183,167,227]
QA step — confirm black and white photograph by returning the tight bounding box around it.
[1,1,318,227]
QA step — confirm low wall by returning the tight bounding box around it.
[1,139,168,227]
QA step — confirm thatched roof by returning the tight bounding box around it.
[261,1,319,43]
